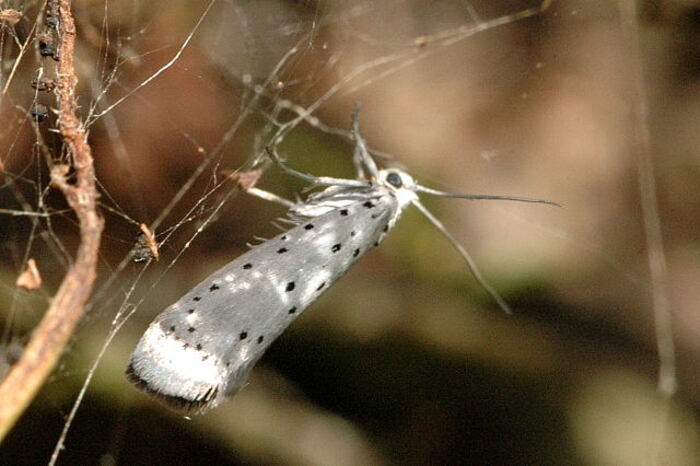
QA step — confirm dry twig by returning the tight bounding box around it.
[0,0,103,442]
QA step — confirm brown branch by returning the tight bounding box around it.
[0,0,103,442]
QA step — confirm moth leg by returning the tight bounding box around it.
[351,104,380,180]
[352,143,366,181]
[266,147,369,188]
[244,187,296,208]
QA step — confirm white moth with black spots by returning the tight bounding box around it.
[126,109,559,413]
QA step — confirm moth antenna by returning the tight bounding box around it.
[411,199,513,315]
[351,104,380,180]
[415,185,561,207]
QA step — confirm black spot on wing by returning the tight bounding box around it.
[286,282,295,292]
[243,263,252,269]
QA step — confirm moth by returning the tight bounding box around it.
[126,110,558,413]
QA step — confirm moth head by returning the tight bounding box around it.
[378,169,418,207]
[380,169,416,190]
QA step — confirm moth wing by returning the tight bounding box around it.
[127,192,401,413]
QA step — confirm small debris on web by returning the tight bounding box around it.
[31,77,56,92]
[30,103,49,122]
[38,32,59,61]
[40,44,59,60]
[228,169,263,191]
[37,32,53,46]
[133,224,159,263]
[44,0,58,28]
[16,258,42,291]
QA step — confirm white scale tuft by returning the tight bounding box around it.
[126,108,559,413]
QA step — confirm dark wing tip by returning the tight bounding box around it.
[125,362,220,415]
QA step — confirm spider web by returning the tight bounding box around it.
[1,0,698,464]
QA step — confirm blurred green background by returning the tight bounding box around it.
[1,0,700,464]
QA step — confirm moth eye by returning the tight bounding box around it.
[386,172,402,188]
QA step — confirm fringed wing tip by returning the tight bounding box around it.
[125,362,221,415]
